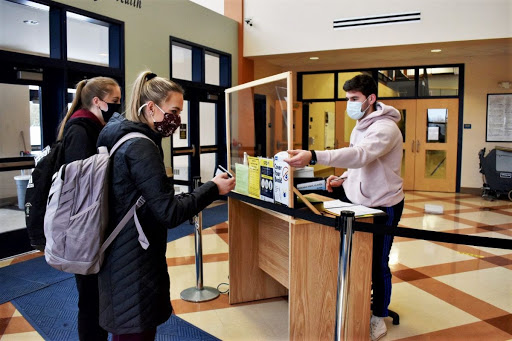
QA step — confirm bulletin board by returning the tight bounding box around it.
[486,93,512,142]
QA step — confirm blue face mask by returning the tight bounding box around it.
[346,95,371,120]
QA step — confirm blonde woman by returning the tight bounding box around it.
[96,71,234,340]
[60,76,121,341]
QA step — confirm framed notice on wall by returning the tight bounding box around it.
[486,93,512,142]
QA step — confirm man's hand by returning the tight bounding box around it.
[284,150,312,168]
[326,175,344,192]
[212,173,236,195]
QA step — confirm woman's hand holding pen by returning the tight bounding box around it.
[212,173,236,195]
[326,175,344,192]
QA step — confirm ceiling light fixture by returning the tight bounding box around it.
[23,20,39,25]
[310,57,319,60]
[431,49,442,53]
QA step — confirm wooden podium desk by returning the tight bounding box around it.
[228,196,373,341]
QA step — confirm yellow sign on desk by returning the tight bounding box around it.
[248,156,260,199]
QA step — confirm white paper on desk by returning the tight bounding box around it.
[324,204,384,217]
[323,200,354,209]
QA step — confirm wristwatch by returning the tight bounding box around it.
[309,150,317,165]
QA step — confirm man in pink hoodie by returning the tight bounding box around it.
[285,74,404,341]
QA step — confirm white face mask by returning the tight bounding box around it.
[346,95,371,120]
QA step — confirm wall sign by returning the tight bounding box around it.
[179,124,187,139]
[94,0,142,9]
[486,93,512,142]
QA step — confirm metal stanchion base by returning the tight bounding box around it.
[180,286,220,303]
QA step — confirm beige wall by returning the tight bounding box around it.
[254,52,512,191]
[0,84,30,198]
[462,54,512,189]
[56,0,238,166]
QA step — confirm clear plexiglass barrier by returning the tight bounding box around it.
[225,72,295,207]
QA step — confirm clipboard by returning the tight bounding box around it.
[293,187,321,215]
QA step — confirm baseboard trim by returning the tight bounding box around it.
[460,187,482,196]
[0,196,18,208]
[0,228,32,259]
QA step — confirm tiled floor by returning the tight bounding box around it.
[1,191,511,340]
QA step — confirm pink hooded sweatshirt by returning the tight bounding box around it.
[316,102,404,208]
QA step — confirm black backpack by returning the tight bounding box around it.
[25,140,65,251]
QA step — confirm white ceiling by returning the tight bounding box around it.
[248,38,512,70]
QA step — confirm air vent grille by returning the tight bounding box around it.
[334,12,420,29]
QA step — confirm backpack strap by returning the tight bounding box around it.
[109,132,155,156]
[100,196,148,254]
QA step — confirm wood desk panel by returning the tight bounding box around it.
[259,215,289,289]
[228,198,288,304]
[229,197,372,340]
[289,222,339,340]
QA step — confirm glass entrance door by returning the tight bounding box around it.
[171,87,225,193]
[0,82,42,258]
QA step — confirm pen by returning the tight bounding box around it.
[218,165,233,178]
[328,176,344,183]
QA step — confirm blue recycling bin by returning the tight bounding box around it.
[14,175,30,210]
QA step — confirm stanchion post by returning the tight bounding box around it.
[334,211,355,341]
[180,176,220,302]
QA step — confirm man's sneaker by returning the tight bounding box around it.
[370,315,387,341]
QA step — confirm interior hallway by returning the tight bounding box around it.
[1,191,511,340]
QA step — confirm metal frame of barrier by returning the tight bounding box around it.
[180,176,220,302]
[335,211,355,341]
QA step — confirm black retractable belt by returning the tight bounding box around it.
[227,192,512,250]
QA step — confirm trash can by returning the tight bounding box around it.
[14,175,31,210]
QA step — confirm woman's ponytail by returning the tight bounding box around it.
[57,79,87,140]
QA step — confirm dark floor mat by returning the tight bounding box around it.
[13,277,220,340]
[0,255,73,304]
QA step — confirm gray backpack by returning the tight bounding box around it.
[44,132,153,275]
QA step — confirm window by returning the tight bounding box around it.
[337,71,366,99]
[0,1,124,147]
[302,73,335,100]
[419,67,459,97]
[29,85,42,151]
[0,0,50,57]
[171,42,193,81]
[378,69,415,97]
[66,12,110,66]
[170,38,230,87]
[205,51,220,86]
[169,37,231,193]
[299,65,461,100]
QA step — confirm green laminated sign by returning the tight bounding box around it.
[234,163,249,195]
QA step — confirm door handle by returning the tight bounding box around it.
[416,140,420,153]
[412,140,415,153]
[173,146,196,156]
